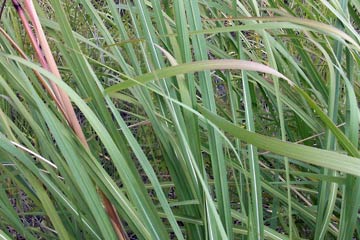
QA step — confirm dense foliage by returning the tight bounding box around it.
[0,0,359,239]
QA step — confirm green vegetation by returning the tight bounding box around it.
[0,0,359,239]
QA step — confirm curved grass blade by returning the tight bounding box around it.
[199,106,360,177]
[105,59,291,93]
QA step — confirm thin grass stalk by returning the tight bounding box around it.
[21,0,86,143]
[183,2,233,237]
[237,36,264,239]
[250,3,293,237]
[334,2,360,238]
[310,32,341,239]
[0,27,63,112]
[10,0,68,117]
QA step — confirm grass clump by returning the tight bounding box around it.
[0,0,359,239]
